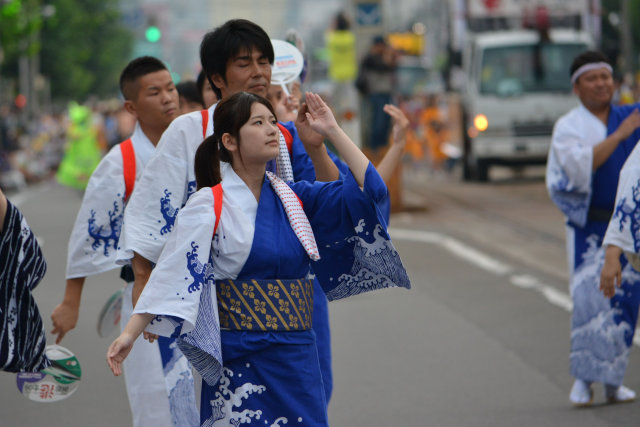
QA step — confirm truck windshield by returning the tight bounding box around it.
[479,43,587,96]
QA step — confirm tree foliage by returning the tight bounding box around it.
[0,0,133,103]
[40,0,133,101]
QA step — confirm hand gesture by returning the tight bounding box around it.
[384,104,409,149]
[615,109,640,141]
[295,104,324,149]
[600,246,623,298]
[285,94,300,113]
[302,92,339,139]
[106,333,135,376]
[51,302,79,344]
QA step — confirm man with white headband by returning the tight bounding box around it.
[546,50,640,406]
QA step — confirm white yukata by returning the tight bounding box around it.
[66,123,198,427]
[603,142,640,265]
[546,103,640,386]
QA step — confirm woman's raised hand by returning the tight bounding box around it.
[303,92,339,138]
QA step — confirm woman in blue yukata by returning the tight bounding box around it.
[107,91,410,426]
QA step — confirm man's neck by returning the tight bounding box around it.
[139,123,163,146]
[585,102,611,125]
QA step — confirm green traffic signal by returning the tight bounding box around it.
[145,26,161,43]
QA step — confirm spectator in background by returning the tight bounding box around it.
[176,80,205,115]
[358,35,398,152]
[197,69,218,108]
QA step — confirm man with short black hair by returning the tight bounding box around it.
[51,56,198,427]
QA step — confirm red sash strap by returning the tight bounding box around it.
[212,184,222,238]
[119,138,135,202]
[201,109,209,139]
[276,122,293,155]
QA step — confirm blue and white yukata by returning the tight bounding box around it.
[547,103,640,386]
[66,123,198,427]
[133,162,410,426]
[604,142,640,267]
[1,200,49,372]
[118,106,340,402]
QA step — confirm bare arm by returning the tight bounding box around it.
[106,312,155,376]
[593,109,640,170]
[131,252,152,307]
[0,188,6,233]
[376,104,409,183]
[51,277,85,343]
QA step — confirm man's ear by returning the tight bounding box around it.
[123,100,138,119]
[221,133,237,152]
[210,74,226,92]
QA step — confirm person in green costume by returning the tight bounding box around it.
[56,102,102,189]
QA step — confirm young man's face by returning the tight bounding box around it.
[212,48,272,99]
[128,70,178,129]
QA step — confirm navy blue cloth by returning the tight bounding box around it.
[0,201,50,372]
[590,104,640,210]
[200,177,329,426]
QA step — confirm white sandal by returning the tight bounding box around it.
[570,379,593,407]
[605,385,636,404]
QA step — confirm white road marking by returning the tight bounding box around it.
[389,227,640,348]
[389,228,513,275]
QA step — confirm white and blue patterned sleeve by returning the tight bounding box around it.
[118,117,199,264]
[546,114,593,227]
[603,143,640,254]
[133,187,223,386]
[66,146,126,278]
[292,163,409,300]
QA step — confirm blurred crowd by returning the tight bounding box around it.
[0,100,135,192]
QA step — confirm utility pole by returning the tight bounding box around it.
[620,0,634,74]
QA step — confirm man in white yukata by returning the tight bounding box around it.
[547,50,640,407]
[51,56,199,427]
[118,19,341,404]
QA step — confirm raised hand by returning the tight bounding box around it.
[303,92,339,139]
[384,104,409,148]
[615,109,640,141]
[295,101,324,149]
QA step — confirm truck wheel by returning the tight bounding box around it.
[476,160,489,182]
[462,157,474,181]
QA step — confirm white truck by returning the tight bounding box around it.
[449,0,599,181]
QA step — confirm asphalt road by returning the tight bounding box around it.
[1,168,639,426]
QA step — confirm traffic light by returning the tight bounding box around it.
[145,25,161,43]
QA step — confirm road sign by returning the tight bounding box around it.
[356,2,382,27]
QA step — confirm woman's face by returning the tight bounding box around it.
[234,102,280,165]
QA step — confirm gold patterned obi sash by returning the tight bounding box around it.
[216,278,314,331]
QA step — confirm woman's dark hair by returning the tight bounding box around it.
[194,91,277,189]
[569,51,610,79]
[200,19,274,100]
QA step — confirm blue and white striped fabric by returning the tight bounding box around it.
[0,201,49,372]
